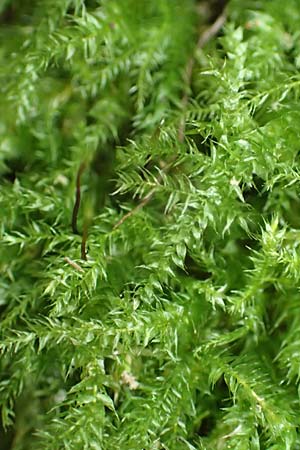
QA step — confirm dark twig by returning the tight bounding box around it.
[81,220,88,261]
[113,188,156,230]
[71,162,90,260]
[113,10,227,231]
[113,158,176,230]
[71,162,86,234]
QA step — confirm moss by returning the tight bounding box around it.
[1,0,300,448]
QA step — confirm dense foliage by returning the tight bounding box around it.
[1,0,300,448]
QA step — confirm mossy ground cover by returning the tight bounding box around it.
[1,1,300,449]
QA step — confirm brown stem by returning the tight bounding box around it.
[113,10,227,231]
[64,256,84,273]
[71,162,86,234]
[197,11,227,49]
[81,220,88,261]
[113,188,156,230]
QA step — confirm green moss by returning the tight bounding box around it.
[1,1,300,448]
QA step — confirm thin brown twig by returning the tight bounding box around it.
[113,157,177,230]
[113,188,156,230]
[113,10,227,231]
[71,162,86,234]
[178,10,227,142]
[64,256,84,273]
[81,220,88,261]
[197,11,227,49]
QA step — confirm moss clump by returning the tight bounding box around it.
[1,1,300,448]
